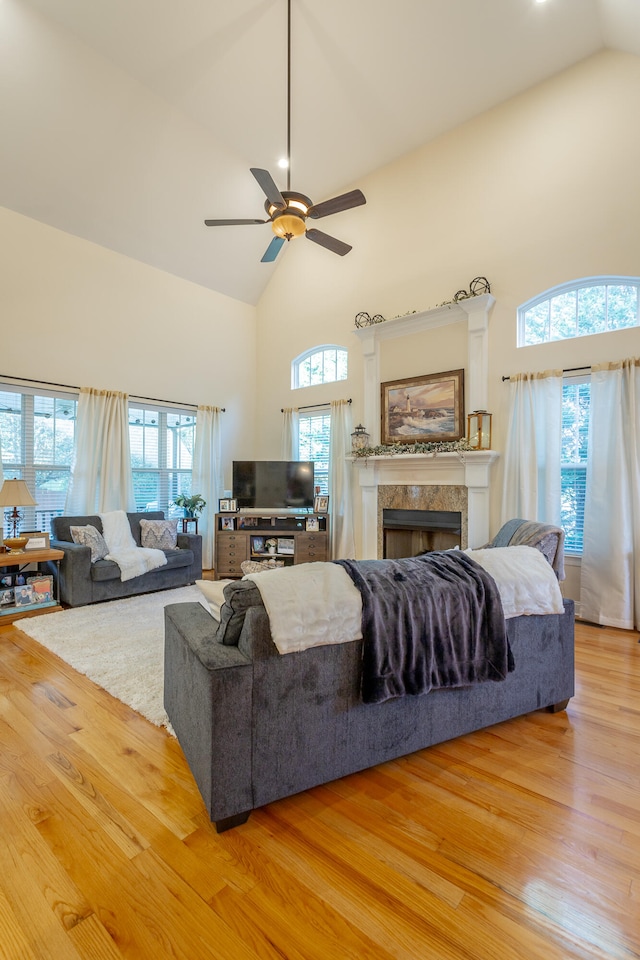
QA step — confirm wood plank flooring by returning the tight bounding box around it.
[0,615,638,960]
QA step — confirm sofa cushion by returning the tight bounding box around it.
[52,515,103,542]
[215,580,264,646]
[90,548,194,582]
[140,518,178,550]
[70,524,109,562]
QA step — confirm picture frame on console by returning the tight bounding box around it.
[380,368,465,445]
[22,531,50,550]
[314,495,329,513]
[306,516,319,532]
[220,516,235,531]
[219,498,238,513]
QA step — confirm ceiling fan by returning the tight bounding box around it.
[204,0,366,263]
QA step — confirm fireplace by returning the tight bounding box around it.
[383,508,462,559]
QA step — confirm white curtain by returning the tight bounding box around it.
[501,370,563,525]
[329,399,355,559]
[281,407,299,460]
[192,405,223,571]
[65,388,135,514]
[580,358,640,629]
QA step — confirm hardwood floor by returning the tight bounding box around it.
[0,615,638,960]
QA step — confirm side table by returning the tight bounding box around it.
[181,517,199,535]
[0,546,64,625]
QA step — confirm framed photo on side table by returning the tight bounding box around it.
[22,531,50,550]
[314,495,329,513]
[380,368,465,445]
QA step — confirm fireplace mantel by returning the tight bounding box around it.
[351,451,499,558]
[353,293,495,446]
[351,293,497,559]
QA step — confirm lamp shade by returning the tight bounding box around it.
[0,478,36,507]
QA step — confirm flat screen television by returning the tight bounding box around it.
[232,460,315,510]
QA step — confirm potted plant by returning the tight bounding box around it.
[174,493,207,518]
[265,537,278,555]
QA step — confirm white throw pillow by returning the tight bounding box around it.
[140,518,178,550]
[69,524,109,562]
[195,578,233,620]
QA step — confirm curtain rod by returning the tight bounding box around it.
[502,365,591,382]
[0,374,225,411]
[281,398,352,412]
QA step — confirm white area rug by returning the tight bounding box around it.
[18,585,205,732]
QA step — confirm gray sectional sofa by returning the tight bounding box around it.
[164,576,575,832]
[46,511,202,607]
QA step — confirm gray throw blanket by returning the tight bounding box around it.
[335,552,513,705]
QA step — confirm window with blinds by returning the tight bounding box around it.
[0,386,77,535]
[298,410,331,495]
[0,383,196,534]
[128,404,196,515]
[561,376,590,554]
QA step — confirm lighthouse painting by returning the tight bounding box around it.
[380,369,465,445]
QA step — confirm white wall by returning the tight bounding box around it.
[0,205,258,488]
[255,50,640,582]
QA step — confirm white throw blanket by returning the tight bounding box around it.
[465,545,565,619]
[100,510,167,582]
[245,561,363,654]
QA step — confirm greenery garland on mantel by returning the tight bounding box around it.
[352,438,474,459]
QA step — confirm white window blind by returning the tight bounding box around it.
[0,384,77,535]
[128,404,196,516]
[298,410,331,495]
[0,383,196,534]
[561,376,590,553]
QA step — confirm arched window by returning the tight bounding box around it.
[291,345,348,389]
[518,276,639,347]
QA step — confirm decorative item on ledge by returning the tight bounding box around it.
[354,278,491,327]
[467,410,493,450]
[354,311,386,328]
[351,423,370,452]
[352,438,474,460]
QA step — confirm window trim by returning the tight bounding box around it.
[518,275,640,346]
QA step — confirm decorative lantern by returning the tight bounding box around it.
[351,423,370,453]
[467,410,492,450]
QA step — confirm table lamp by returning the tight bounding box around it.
[0,478,37,553]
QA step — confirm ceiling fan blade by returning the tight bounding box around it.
[204,218,269,226]
[250,168,286,210]
[307,189,366,220]
[305,228,352,256]
[261,235,286,262]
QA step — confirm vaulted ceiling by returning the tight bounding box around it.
[1,0,639,305]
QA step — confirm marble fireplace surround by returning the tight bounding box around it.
[351,294,498,558]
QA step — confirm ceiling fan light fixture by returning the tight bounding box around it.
[272,212,306,239]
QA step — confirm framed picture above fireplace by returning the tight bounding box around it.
[380,369,465,445]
